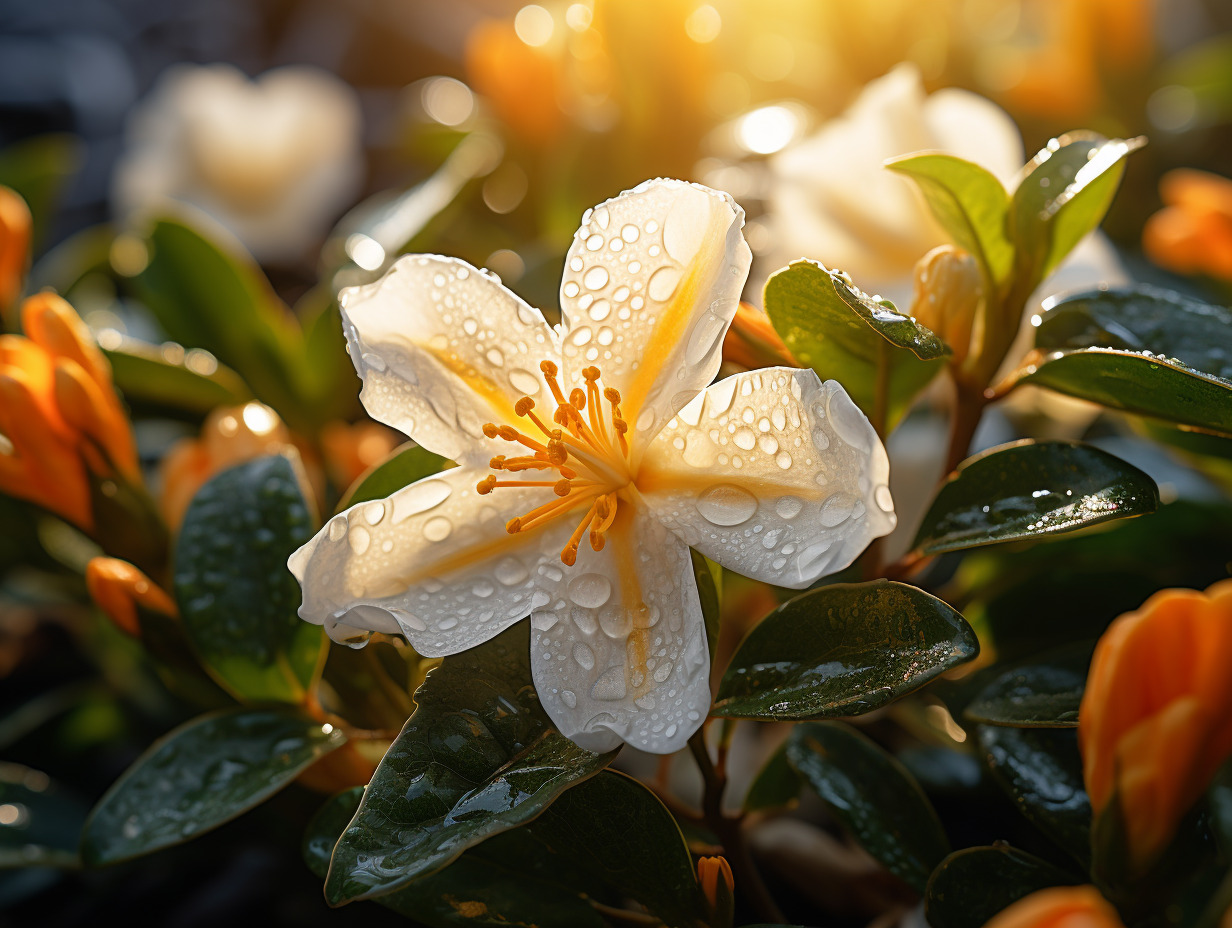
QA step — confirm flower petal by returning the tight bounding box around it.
[341,254,560,464]
[289,465,570,655]
[530,501,710,754]
[559,179,751,446]
[637,368,895,588]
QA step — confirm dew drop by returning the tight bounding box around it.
[733,427,756,450]
[697,484,758,526]
[621,223,640,243]
[589,299,611,322]
[875,485,894,512]
[591,666,627,700]
[820,494,855,527]
[349,526,371,554]
[684,312,726,365]
[776,451,793,469]
[563,281,580,298]
[328,517,348,541]
[485,347,504,367]
[362,501,386,525]
[473,580,494,598]
[495,557,529,586]
[568,573,612,608]
[586,233,604,251]
[775,495,804,519]
[757,433,779,455]
[583,266,609,290]
[509,368,540,395]
[648,266,681,302]
[573,642,596,670]
[392,478,452,523]
[561,689,577,708]
[423,516,453,542]
[826,385,872,451]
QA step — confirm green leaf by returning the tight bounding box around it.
[0,764,85,907]
[691,549,722,662]
[1035,284,1232,381]
[81,707,345,866]
[977,725,1091,866]
[134,217,310,427]
[885,153,1013,288]
[743,742,802,813]
[304,788,604,928]
[925,845,1080,928]
[337,443,449,512]
[0,134,83,248]
[1011,347,1232,437]
[713,580,978,721]
[965,646,1091,729]
[174,453,322,703]
[104,335,252,420]
[1010,132,1140,287]
[786,722,950,892]
[325,622,615,906]
[912,440,1159,556]
[764,260,947,428]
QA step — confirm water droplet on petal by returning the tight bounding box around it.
[573,642,595,670]
[775,496,803,519]
[875,485,894,512]
[697,484,758,526]
[648,266,681,302]
[495,558,529,585]
[423,516,453,542]
[583,265,609,290]
[568,573,612,608]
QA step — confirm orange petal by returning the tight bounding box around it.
[0,186,31,318]
[52,358,140,480]
[983,885,1124,928]
[22,292,113,393]
[85,556,176,636]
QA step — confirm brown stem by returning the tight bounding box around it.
[944,376,987,475]
[687,732,786,925]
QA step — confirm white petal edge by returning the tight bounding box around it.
[340,254,561,465]
[557,179,752,451]
[637,368,895,588]
[530,501,710,754]
[288,464,572,655]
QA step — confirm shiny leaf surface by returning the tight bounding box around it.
[1035,284,1232,380]
[764,260,947,427]
[691,549,722,662]
[743,742,801,813]
[1011,347,1232,437]
[81,707,345,866]
[338,443,449,512]
[965,647,1090,729]
[174,454,322,703]
[325,622,615,905]
[105,335,252,419]
[912,440,1159,556]
[886,152,1013,288]
[977,725,1091,866]
[925,845,1080,928]
[786,722,949,892]
[713,580,978,720]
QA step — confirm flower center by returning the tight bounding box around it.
[476,360,633,566]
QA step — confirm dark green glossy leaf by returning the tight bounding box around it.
[1036,284,1232,381]
[912,440,1159,556]
[925,845,1079,928]
[1012,347,1232,437]
[81,707,345,866]
[326,622,615,905]
[105,335,252,419]
[764,260,947,427]
[0,134,83,248]
[0,764,85,907]
[1010,132,1140,287]
[977,725,1091,866]
[174,454,322,703]
[713,580,978,720]
[134,217,310,427]
[304,788,603,928]
[965,646,1091,729]
[786,722,949,892]
[743,742,802,813]
[886,152,1013,288]
[337,443,449,512]
[691,549,722,662]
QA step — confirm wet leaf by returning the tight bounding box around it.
[977,726,1091,866]
[786,722,949,892]
[105,335,252,420]
[337,443,449,512]
[325,622,615,905]
[925,845,1079,928]
[304,788,603,928]
[743,742,801,813]
[1035,284,1232,381]
[691,549,722,662]
[965,646,1091,729]
[174,454,323,703]
[0,764,85,906]
[912,440,1159,556]
[764,260,947,427]
[713,580,978,721]
[1010,133,1140,287]
[1010,347,1232,437]
[886,153,1013,288]
[81,707,345,866]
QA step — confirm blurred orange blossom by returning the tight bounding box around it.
[1143,169,1232,282]
[1079,579,1232,872]
[85,556,177,637]
[0,185,30,323]
[0,293,140,531]
[983,885,1124,928]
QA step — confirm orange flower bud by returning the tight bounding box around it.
[0,186,31,321]
[984,885,1124,928]
[85,556,177,637]
[1079,579,1232,871]
[697,854,734,923]
[159,401,293,530]
[0,294,141,531]
[722,302,798,371]
[911,245,982,369]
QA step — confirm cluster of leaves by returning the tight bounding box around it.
[3,124,1232,928]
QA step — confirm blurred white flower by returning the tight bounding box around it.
[114,64,363,264]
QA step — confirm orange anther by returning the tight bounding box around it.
[570,387,587,409]
[483,423,500,438]
[514,396,535,416]
[539,359,558,377]
[553,479,571,497]
[476,475,497,494]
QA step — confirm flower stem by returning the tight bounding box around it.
[687,730,786,925]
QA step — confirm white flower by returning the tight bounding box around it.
[113,64,363,264]
[288,179,896,754]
